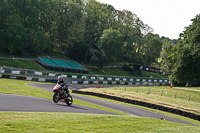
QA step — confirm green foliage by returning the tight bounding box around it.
[91,29,123,68]
[90,48,106,68]
[141,33,162,65]
[160,38,173,74]
[4,22,29,55]
[168,14,200,86]
[123,64,133,72]
[0,0,171,68]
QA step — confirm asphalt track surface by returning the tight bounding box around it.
[0,82,198,126]
[0,93,118,115]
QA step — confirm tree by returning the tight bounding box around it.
[169,14,200,86]
[112,10,144,62]
[0,0,166,68]
[63,0,86,62]
[141,33,162,65]
[0,0,9,51]
[4,18,29,55]
[160,38,173,74]
[91,29,123,68]
[83,0,111,64]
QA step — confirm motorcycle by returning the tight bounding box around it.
[53,84,73,106]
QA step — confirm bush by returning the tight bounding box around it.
[123,64,133,72]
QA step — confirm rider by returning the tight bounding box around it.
[57,76,69,95]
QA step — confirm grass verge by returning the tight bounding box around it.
[0,112,199,133]
[0,58,46,70]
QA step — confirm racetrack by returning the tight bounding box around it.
[0,93,118,115]
[0,82,197,126]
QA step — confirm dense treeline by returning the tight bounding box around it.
[0,0,171,67]
[160,14,200,86]
[1,0,199,86]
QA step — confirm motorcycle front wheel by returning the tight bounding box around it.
[53,92,59,103]
[66,94,73,106]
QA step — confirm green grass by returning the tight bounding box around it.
[0,112,199,133]
[123,86,200,103]
[0,79,52,99]
[0,58,46,70]
[79,86,200,115]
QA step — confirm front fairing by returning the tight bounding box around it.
[53,84,61,92]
